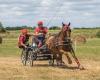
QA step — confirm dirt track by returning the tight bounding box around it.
[0,57,100,80]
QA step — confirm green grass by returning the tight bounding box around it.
[1,28,99,38]
[75,38,100,60]
[0,29,100,60]
[0,37,100,61]
[0,29,100,80]
[0,38,20,57]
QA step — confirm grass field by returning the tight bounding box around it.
[0,29,100,80]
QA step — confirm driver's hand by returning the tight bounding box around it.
[24,45,27,48]
[38,33,43,35]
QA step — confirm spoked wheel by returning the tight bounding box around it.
[28,50,34,67]
[28,50,37,67]
[21,50,27,66]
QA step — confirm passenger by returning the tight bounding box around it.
[18,29,31,49]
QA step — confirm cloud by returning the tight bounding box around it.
[83,12,94,16]
[0,0,100,27]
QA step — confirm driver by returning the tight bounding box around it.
[34,21,48,48]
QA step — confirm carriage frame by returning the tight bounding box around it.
[21,39,55,67]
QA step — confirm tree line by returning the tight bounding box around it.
[0,22,61,31]
[5,26,61,30]
[0,21,100,32]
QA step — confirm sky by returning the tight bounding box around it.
[0,0,100,28]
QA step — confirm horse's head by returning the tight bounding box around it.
[62,22,71,38]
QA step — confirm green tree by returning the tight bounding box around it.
[49,26,60,30]
[0,22,6,33]
[0,22,3,28]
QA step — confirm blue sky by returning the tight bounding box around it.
[0,0,100,28]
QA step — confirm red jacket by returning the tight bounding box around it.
[18,34,30,47]
[34,27,48,35]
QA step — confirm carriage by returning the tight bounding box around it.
[21,37,55,67]
[20,22,84,69]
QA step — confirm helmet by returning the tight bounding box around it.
[21,29,28,34]
[38,21,43,25]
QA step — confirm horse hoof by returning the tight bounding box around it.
[57,63,60,66]
[78,65,85,70]
[57,63,64,66]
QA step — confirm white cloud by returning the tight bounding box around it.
[11,7,22,11]
[84,12,94,16]
[0,0,100,27]
[41,0,53,6]
[0,4,8,7]
[14,11,24,16]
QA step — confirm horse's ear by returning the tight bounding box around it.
[62,22,64,25]
[62,22,65,26]
[68,22,71,26]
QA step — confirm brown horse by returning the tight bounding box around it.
[46,22,84,69]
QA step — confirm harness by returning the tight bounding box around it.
[55,38,72,47]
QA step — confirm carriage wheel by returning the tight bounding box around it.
[21,50,27,66]
[28,50,34,67]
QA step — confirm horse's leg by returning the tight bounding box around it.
[70,48,85,70]
[56,54,60,66]
[60,54,65,65]
[60,50,72,65]
[59,54,65,66]
[64,53,72,64]
[55,54,63,66]
[71,51,80,66]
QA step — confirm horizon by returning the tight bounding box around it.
[4,25,100,29]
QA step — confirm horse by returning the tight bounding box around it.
[45,22,84,70]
